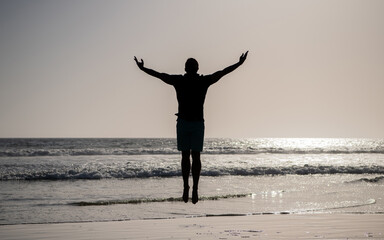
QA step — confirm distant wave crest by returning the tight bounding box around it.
[1,148,384,157]
[0,149,178,157]
[1,138,383,157]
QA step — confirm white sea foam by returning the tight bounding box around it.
[1,154,384,180]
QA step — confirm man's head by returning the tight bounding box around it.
[185,58,199,74]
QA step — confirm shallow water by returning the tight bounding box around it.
[1,138,383,225]
[1,174,383,225]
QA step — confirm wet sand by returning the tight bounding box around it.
[1,214,383,239]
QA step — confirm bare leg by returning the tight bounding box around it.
[191,151,201,204]
[181,150,191,203]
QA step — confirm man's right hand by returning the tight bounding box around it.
[134,56,144,70]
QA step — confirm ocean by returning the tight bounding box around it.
[1,138,383,225]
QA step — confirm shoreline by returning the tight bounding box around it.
[1,213,383,240]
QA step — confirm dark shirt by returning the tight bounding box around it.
[160,73,221,121]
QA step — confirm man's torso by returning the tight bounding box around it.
[171,74,215,121]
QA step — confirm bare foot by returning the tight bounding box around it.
[192,187,198,204]
[183,186,189,203]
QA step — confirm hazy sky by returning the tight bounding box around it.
[1,0,383,138]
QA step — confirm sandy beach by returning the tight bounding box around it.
[1,214,383,240]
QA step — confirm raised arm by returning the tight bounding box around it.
[134,56,174,85]
[210,51,248,83]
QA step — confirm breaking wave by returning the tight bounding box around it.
[2,165,384,181]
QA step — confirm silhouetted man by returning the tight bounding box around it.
[134,51,248,204]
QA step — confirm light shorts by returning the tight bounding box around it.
[176,118,205,152]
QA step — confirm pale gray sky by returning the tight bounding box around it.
[0,0,383,138]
